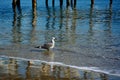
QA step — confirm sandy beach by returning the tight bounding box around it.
[0,55,120,80]
[0,0,120,80]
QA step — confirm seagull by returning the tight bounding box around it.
[35,37,55,50]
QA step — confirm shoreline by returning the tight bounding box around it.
[0,55,120,80]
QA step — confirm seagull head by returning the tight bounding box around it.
[52,37,55,40]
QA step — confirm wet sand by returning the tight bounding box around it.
[0,56,120,80]
[0,44,120,80]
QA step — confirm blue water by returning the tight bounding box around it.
[0,0,120,79]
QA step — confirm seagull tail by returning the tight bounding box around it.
[35,46,41,48]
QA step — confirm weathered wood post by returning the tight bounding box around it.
[52,0,55,7]
[91,0,94,4]
[60,0,63,8]
[12,0,21,13]
[71,0,73,8]
[89,3,94,31]
[74,0,77,8]
[66,0,70,7]
[46,0,48,7]
[108,0,112,32]
[32,0,37,26]
[110,0,112,5]
[16,0,21,11]
[12,0,17,12]
[71,0,77,8]
[32,0,37,9]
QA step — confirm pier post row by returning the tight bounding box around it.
[12,0,113,10]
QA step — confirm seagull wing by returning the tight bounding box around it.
[41,43,53,49]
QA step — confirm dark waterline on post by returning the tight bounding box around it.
[12,0,21,14]
[52,0,55,7]
[32,0,37,9]
[45,0,77,8]
[74,0,77,8]
[110,0,112,5]
[91,0,94,4]
[12,0,113,10]
[60,0,63,8]
[71,0,77,9]
[66,0,70,8]
[45,0,48,7]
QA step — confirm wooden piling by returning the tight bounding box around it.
[32,0,37,8]
[12,0,17,11]
[60,0,63,8]
[16,0,21,9]
[74,0,77,8]
[71,0,77,9]
[66,0,70,7]
[46,0,48,7]
[52,0,55,7]
[32,0,37,26]
[12,0,21,13]
[91,0,94,4]
[89,3,94,29]
[12,0,113,11]
[110,0,112,5]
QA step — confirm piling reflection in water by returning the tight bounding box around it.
[0,0,120,79]
[44,6,78,46]
[12,0,22,43]
[11,0,113,46]
[45,7,56,30]
[0,57,109,80]
[32,0,37,27]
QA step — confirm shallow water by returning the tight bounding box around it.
[0,56,120,80]
[0,0,120,79]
